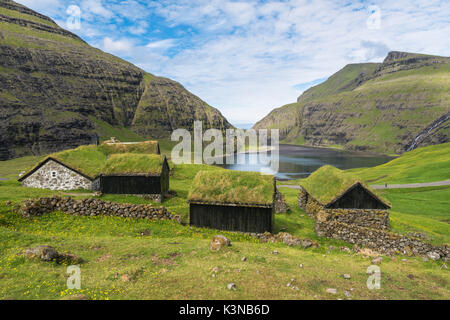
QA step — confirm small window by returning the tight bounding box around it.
[51,171,57,178]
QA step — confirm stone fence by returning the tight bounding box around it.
[298,187,449,261]
[315,221,449,262]
[19,196,181,223]
[298,188,389,230]
[317,208,390,230]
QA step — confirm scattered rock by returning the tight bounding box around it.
[326,288,337,295]
[227,283,237,291]
[24,245,59,262]
[299,264,304,268]
[210,235,231,251]
[24,245,83,264]
[272,250,279,255]
[427,251,441,261]
[344,291,352,298]
[371,257,383,265]
[139,229,151,236]
[97,254,111,262]
[241,256,247,262]
[121,274,131,282]
[442,263,448,270]
[341,274,351,279]
[301,239,313,249]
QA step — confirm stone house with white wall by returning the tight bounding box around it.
[18,157,94,191]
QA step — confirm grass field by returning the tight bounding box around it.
[348,143,450,184]
[0,145,448,300]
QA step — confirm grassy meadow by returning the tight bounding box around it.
[0,143,448,300]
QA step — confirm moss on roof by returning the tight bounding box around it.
[98,141,159,155]
[50,145,107,178]
[21,142,162,180]
[299,165,389,206]
[188,170,275,206]
[102,154,165,175]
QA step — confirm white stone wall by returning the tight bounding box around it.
[21,160,92,191]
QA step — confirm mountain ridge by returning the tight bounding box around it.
[254,51,450,154]
[0,0,233,160]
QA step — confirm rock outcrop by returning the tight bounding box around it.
[0,0,233,160]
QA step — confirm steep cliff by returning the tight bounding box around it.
[0,0,232,160]
[254,51,450,154]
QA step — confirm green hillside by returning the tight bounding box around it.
[0,0,232,161]
[348,142,450,184]
[254,52,450,155]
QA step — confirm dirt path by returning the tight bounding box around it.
[370,180,450,189]
[277,179,450,190]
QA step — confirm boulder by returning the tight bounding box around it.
[24,245,83,264]
[210,235,231,251]
[427,251,441,261]
[24,246,59,261]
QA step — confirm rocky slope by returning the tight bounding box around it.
[0,0,232,160]
[254,51,450,154]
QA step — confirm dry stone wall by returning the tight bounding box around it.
[318,208,390,230]
[315,221,449,261]
[21,160,92,191]
[19,196,181,222]
[297,188,448,260]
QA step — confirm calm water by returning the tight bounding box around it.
[219,144,395,180]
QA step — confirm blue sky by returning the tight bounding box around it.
[16,0,450,124]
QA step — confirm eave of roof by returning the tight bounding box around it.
[302,181,391,209]
[18,157,95,182]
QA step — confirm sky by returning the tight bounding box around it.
[16,0,450,125]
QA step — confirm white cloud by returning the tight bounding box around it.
[81,0,114,19]
[15,0,63,16]
[146,39,176,50]
[14,0,450,124]
[102,37,135,55]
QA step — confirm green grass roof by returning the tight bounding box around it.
[188,170,275,206]
[98,141,159,155]
[50,145,107,179]
[101,154,165,175]
[299,165,389,206]
[21,142,163,180]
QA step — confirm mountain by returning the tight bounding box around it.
[0,0,233,160]
[254,51,450,154]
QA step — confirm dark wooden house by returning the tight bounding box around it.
[298,165,390,211]
[98,154,170,201]
[188,170,276,233]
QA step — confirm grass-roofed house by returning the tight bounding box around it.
[18,145,106,191]
[298,165,391,230]
[188,170,276,233]
[98,153,169,202]
[18,141,168,200]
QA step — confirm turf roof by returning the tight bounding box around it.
[101,153,165,175]
[188,170,275,206]
[98,141,159,155]
[43,145,106,179]
[299,165,389,206]
[21,142,163,180]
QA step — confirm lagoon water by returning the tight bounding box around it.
[219,144,395,180]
